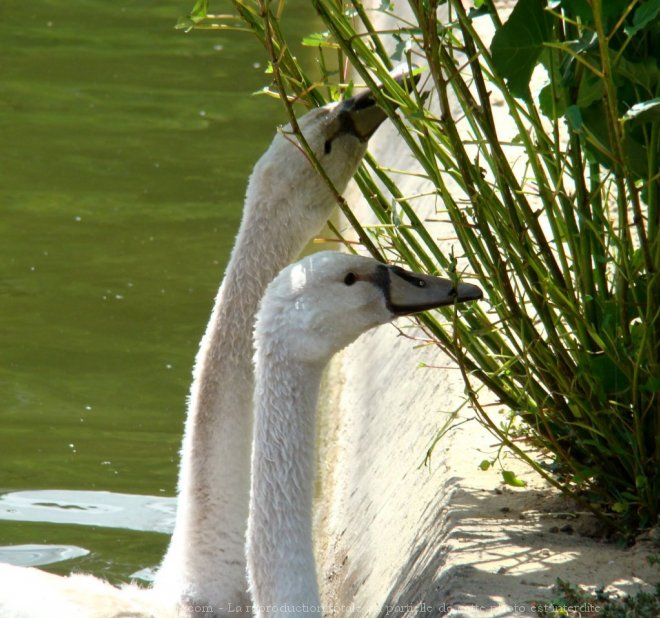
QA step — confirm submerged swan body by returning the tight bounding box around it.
[0,82,400,618]
[247,252,482,616]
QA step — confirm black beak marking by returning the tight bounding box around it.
[370,264,483,316]
[335,67,421,141]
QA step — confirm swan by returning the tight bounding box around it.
[152,79,404,613]
[0,83,405,617]
[246,251,482,617]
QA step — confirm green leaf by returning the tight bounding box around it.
[391,35,411,62]
[622,98,660,124]
[572,468,597,483]
[302,31,337,48]
[491,0,552,98]
[175,0,208,32]
[601,0,635,27]
[175,16,195,32]
[613,55,660,93]
[539,83,568,119]
[558,34,599,89]
[582,352,631,398]
[343,80,355,99]
[502,470,527,487]
[577,70,604,108]
[190,0,208,21]
[468,2,491,19]
[612,501,629,513]
[479,459,491,471]
[625,0,660,37]
[565,104,584,131]
[558,0,593,22]
[640,376,660,392]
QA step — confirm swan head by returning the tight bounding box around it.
[280,65,420,183]
[258,89,399,190]
[275,96,375,183]
[246,68,419,238]
[255,251,482,365]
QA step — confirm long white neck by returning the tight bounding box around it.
[154,178,322,612]
[247,347,324,617]
[153,107,367,611]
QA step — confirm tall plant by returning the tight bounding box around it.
[184,0,659,533]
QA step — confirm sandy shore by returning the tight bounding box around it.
[317,332,658,617]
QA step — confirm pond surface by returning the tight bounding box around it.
[1,0,317,584]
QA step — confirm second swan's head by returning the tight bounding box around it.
[246,68,419,233]
[255,251,483,365]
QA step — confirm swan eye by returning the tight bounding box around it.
[323,139,332,155]
[344,272,357,286]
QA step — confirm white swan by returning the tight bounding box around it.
[152,83,399,613]
[0,87,398,618]
[246,251,482,617]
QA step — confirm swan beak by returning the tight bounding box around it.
[382,265,483,316]
[338,67,420,141]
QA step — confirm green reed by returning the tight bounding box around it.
[186,0,659,533]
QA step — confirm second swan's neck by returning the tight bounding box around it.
[247,347,324,617]
[154,196,316,612]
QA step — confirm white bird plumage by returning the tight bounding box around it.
[0,87,394,618]
[246,252,482,617]
[152,88,390,614]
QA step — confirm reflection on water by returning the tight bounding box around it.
[0,490,176,533]
[130,566,158,582]
[0,489,174,573]
[0,544,89,568]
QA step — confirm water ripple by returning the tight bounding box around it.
[0,489,176,533]
[0,543,89,567]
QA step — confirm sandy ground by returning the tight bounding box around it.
[316,324,658,617]
[312,2,659,616]
[317,336,659,618]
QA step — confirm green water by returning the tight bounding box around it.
[1,0,316,583]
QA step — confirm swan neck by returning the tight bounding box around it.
[248,349,324,614]
[155,194,317,608]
